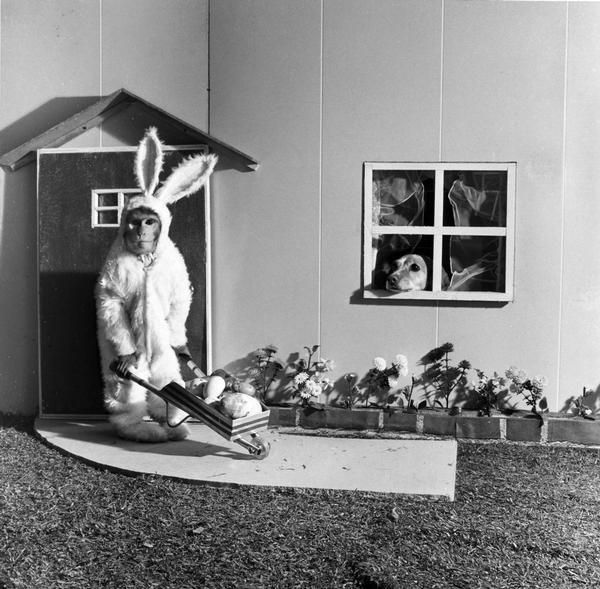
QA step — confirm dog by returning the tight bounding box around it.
[384,254,430,291]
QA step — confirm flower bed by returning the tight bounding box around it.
[267,407,600,445]
[222,342,599,445]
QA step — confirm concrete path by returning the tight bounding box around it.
[35,419,457,500]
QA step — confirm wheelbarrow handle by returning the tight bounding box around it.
[185,358,207,380]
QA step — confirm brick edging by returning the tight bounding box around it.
[267,406,600,445]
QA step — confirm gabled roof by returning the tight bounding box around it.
[0,88,259,171]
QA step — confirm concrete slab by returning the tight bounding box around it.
[35,419,457,500]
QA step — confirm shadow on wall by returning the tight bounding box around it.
[0,165,39,415]
[222,352,298,405]
[561,386,600,416]
[0,96,102,156]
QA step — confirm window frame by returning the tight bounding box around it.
[362,161,516,302]
[91,189,140,228]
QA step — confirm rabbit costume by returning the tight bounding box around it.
[96,128,217,442]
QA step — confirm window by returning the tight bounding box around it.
[363,162,516,302]
[91,189,141,227]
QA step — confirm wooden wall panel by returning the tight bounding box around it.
[438,0,567,407]
[319,0,443,384]
[560,2,600,409]
[209,0,322,375]
[101,0,209,138]
[0,0,101,414]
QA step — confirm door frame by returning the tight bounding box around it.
[36,145,213,418]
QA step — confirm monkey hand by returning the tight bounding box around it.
[173,345,192,361]
[115,353,138,375]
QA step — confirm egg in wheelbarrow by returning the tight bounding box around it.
[219,392,263,419]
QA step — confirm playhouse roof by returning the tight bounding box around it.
[0,88,259,171]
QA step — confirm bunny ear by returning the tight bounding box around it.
[135,127,164,195]
[155,153,218,205]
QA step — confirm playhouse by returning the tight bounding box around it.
[0,90,257,416]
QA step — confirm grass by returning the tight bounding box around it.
[1,419,599,588]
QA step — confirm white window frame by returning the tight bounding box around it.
[363,161,516,302]
[91,189,140,227]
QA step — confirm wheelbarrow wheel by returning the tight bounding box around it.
[249,435,270,459]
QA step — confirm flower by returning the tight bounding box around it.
[394,354,409,377]
[288,345,335,406]
[323,359,335,372]
[294,372,309,386]
[300,379,322,399]
[505,366,529,386]
[373,357,387,371]
[320,377,333,389]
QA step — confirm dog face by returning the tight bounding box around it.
[385,254,428,292]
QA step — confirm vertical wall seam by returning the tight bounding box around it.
[557,2,569,411]
[438,0,445,163]
[0,1,2,104]
[318,0,324,349]
[99,0,103,146]
[207,0,211,134]
[436,0,445,347]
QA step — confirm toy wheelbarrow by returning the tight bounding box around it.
[109,360,271,459]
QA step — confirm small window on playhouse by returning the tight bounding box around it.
[91,189,141,228]
[363,162,516,302]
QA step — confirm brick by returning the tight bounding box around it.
[548,418,600,445]
[383,410,418,433]
[456,416,501,440]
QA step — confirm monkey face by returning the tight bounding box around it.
[124,208,161,255]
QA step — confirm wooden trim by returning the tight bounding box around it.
[363,161,516,303]
[36,145,214,415]
[373,226,507,237]
[1,91,134,170]
[0,88,259,171]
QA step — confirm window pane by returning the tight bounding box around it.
[372,170,435,227]
[443,170,507,228]
[97,210,119,226]
[443,235,506,292]
[372,234,434,291]
[97,192,119,207]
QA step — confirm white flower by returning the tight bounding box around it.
[294,372,309,386]
[320,377,333,390]
[302,379,322,398]
[387,377,399,389]
[532,375,548,391]
[373,357,387,371]
[394,354,409,377]
[506,366,527,385]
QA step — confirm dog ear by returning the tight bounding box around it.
[420,255,434,290]
[418,256,450,290]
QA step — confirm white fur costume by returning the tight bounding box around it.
[96,128,217,442]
